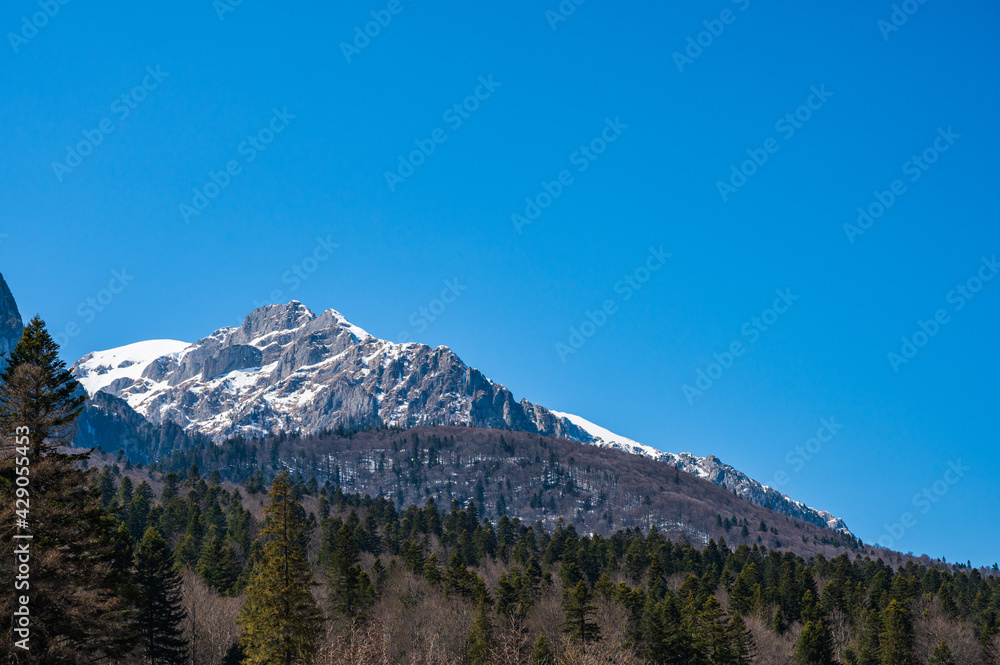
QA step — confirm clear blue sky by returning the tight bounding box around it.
[2,1,997,566]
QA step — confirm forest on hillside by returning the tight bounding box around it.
[85,407,869,559]
[2,319,999,665]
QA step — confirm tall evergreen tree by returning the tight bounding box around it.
[729,562,759,617]
[326,522,374,620]
[198,527,239,595]
[727,613,757,664]
[642,595,693,665]
[927,641,955,665]
[0,316,86,456]
[238,472,322,665]
[467,597,493,665]
[135,527,188,664]
[879,600,913,665]
[0,320,133,663]
[794,619,835,665]
[531,634,556,665]
[562,580,601,645]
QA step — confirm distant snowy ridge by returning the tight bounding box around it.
[552,411,850,534]
[73,300,849,535]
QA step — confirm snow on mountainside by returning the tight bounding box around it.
[72,301,850,535]
[75,340,192,395]
[73,302,591,444]
[553,412,851,534]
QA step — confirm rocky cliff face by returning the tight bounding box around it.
[72,302,592,444]
[71,300,851,535]
[0,272,23,372]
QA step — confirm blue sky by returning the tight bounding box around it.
[2,1,997,566]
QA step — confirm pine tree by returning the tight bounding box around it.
[0,316,86,457]
[562,580,601,645]
[532,633,556,665]
[198,527,239,594]
[729,562,759,617]
[853,607,882,665]
[126,480,154,541]
[424,552,443,585]
[727,613,757,664]
[0,320,133,663]
[794,619,835,665]
[327,523,373,620]
[238,472,322,665]
[928,641,955,665]
[771,606,787,635]
[467,597,493,665]
[642,595,693,665]
[135,527,188,664]
[445,550,475,597]
[693,595,727,661]
[879,600,913,665]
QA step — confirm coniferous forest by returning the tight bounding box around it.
[3,320,1000,664]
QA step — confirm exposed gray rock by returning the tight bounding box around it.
[71,300,851,535]
[203,344,262,380]
[0,272,23,372]
[72,302,593,446]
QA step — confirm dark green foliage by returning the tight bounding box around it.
[879,599,913,665]
[466,598,493,665]
[531,633,555,665]
[642,594,693,665]
[197,528,240,594]
[326,522,374,620]
[0,315,86,455]
[928,641,955,665]
[794,619,835,665]
[238,472,323,664]
[0,320,133,663]
[135,527,188,664]
[562,581,601,644]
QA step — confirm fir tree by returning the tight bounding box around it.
[198,528,239,594]
[928,641,955,665]
[729,562,759,617]
[238,472,322,665]
[727,613,757,664]
[424,552,443,585]
[879,600,913,665]
[467,597,493,665]
[135,527,188,664]
[562,580,601,645]
[642,595,693,665]
[794,619,835,665]
[531,634,556,665]
[126,480,154,541]
[326,523,373,620]
[0,321,133,663]
[0,316,86,457]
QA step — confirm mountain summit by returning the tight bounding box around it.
[72,300,850,534]
[73,302,591,442]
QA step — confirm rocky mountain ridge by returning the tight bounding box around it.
[71,301,850,534]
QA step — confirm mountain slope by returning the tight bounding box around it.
[73,302,591,443]
[71,300,850,534]
[0,272,23,372]
[554,412,849,533]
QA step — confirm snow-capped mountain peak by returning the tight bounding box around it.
[72,301,850,535]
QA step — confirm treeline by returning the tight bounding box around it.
[2,318,999,664]
[136,421,864,559]
[92,455,1000,664]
